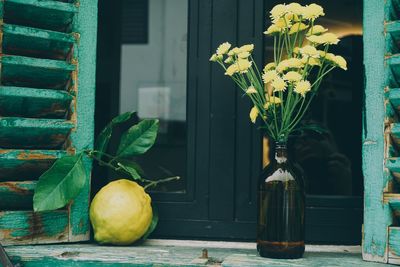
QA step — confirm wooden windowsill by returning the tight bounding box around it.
[5,240,385,266]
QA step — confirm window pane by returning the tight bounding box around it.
[119,0,188,192]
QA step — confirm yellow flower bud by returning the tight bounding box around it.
[217,42,231,55]
[239,44,254,53]
[288,22,308,35]
[225,64,238,76]
[249,106,259,123]
[307,25,328,36]
[246,86,258,94]
[333,55,347,70]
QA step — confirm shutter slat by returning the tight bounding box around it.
[0,149,66,181]
[2,23,76,60]
[1,55,75,89]
[0,181,36,210]
[0,117,74,149]
[3,0,78,33]
[0,86,72,118]
[0,210,69,245]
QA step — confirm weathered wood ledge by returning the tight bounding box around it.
[4,240,388,266]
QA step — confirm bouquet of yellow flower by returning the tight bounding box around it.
[210,3,347,142]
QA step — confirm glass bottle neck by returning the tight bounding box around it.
[275,142,288,163]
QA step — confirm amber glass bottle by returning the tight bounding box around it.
[257,141,305,259]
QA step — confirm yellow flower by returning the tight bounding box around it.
[264,24,283,35]
[209,54,218,62]
[249,106,259,123]
[319,52,336,65]
[264,96,282,109]
[293,47,301,55]
[283,71,302,82]
[217,42,231,55]
[306,35,322,44]
[302,3,324,20]
[325,53,336,61]
[238,51,250,59]
[317,50,326,58]
[288,22,308,35]
[276,58,303,72]
[262,70,278,83]
[224,56,234,64]
[228,47,241,56]
[302,56,321,66]
[287,3,304,16]
[263,62,276,72]
[300,45,320,58]
[269,96,282,104]
[320,33,340,45]
[294,80,311,97]
[270,4,287,21]
[236,58,252,73]
[274,18,291,29]
[307,33,340,45]
[239,44,254,52]
[225,64,238,76]
[284,13,299,23]
[246,86,258,94]
[271,77,287,92]
[307,25,328,36]
[333,55,347,70]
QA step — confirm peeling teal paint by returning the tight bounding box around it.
[68,0,98,240]
[0,0,97,245]
[363,0,393,263]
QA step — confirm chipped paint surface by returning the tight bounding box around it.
[363,0,393,263]
[1,243,387,267]
[0,0,97,245]
[0,211,69,245]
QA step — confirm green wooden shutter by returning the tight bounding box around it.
[0,0,98,245]
[364,0,400,264]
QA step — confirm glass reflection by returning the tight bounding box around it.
[119,0,188,192]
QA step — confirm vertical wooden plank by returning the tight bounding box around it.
[234,0,263,222]
[362,0,392,263]
[208,0,238,221]
[68,0,98,242]
[188,0,208,211]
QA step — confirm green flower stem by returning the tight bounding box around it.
[281,83,294,130]
[85,150,120,171]
[286,66,336,133]
[144,176,181,190]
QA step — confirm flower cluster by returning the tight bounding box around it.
[209,2,347,141]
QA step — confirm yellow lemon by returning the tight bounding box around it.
[90,179,152,245]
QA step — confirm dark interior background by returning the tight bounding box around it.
[93,0,363,244]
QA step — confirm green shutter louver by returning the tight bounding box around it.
[0,0,98,245]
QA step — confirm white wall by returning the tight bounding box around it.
[119,0,188,121]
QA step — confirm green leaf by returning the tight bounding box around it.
[142,205,158,240]
[116,119,159,159]
[94,111,135,155]
[117,162,144,182]
[33,153,87,212]
[118,160,145,176]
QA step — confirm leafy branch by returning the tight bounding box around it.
[33,111,180,238]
